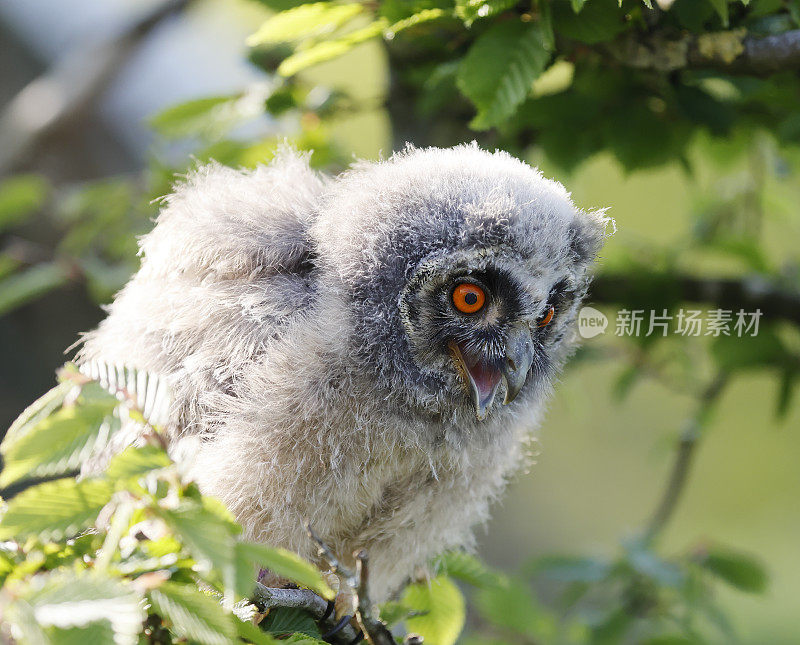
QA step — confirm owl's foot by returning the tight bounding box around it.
[305,522,396,645]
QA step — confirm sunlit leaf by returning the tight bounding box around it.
[0,397,119,488]
[247,2,364,46]
[0,478,114,541]
[277,20,386,76]
[149,582,235,645]
[455,0,517,26]
[17,571,144,645]
[404,575,465,645]
[236,541,334,600]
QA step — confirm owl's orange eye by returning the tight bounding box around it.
[538,306,555,327]
[452,283,485,314]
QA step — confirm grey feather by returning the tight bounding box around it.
[76,143,609,601]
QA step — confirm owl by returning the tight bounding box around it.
[77,143,607,602]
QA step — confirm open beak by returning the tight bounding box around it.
[449,322,535,420]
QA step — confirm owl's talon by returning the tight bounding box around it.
[320,599,335,622]
[321,614,353,641]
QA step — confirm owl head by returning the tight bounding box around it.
[312,144,608,426]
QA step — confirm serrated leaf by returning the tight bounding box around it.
[105,445,173,480]
[455,0,517,26]
[0,175,48,231]
[79,361,172,428]
[0,477,114,541]
[159,500,238,599]
[149,582,235,645]
[0,398,119,488]
[278,20,387,76]
[457,20,552,130]
[5,380,74,446]
[0,262,69,316]
[700,547,768,593]
[404,575,465,645]
[20,570,144,645]
[261,607,321,639]
[236,541,334,600]
[247,2,363,46]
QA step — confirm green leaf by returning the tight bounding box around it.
[0,396,119,488]
[277,20,387,76]
[0,262,69,316]
[0,175,48,231]
[159,500,239,599]
[528,555,611,583]
[235,617,280,644]
[47,622,117,645]
[436,550,502,588]
[0,477,114,541]
[706,0,730,26]
[571,0,588,11]
[5,380,74,446]
[247,2,364,46]
[474,577,553,639]
[106,444,173,480]
[710,328,786,372]
[149,582,235,645]
[149,96,238,139]
[17,570,144,644]
[552,0,628,44]
[261,607,321,639]
[236,541,334,600]
[456,20,552,130]
[274,7,445,77]
[699,547,768,593]
[404,575,465,645]
[455,0,517,26]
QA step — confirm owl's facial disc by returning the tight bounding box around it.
[447,320,534,419]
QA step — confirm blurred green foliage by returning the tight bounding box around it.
[1,0,800,642]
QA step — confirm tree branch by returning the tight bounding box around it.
[252,584,362,644]
[643,373,728,544]
[610,28,800,76]
[590,273,800,327]
[0,0,195,174]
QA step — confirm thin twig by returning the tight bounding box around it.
[644,373,729,544]
[354,550,395,645]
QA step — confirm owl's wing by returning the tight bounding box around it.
[77,148,327,437]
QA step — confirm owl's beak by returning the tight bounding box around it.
[448,322,534,420]
[500,322,535,405]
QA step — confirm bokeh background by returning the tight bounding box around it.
[1,1,799,643]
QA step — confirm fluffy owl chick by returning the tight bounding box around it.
[77,143,608,602]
